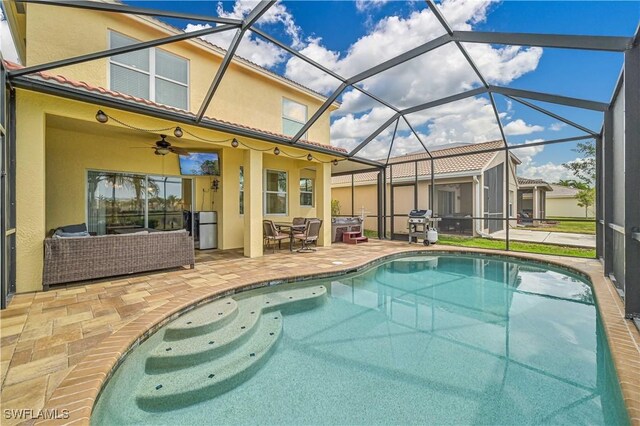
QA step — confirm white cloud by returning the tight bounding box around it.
[182,0,544,158]
[518,161,575,183]
[216,0,302,48]
[183,0,301,69]
[355,0,390,13]
[281,0,543,155]
[549,122,567,131]
[0,8,20,64]
[185,23,287,69]
[515,139,575,182]
[503,119,544,136]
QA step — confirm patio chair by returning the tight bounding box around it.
[293,219,322,253]
[263,220,289,253]
[292,217,306,226]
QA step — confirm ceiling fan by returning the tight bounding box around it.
[147,135,189,156]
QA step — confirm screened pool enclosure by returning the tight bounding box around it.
[0,0,638,321]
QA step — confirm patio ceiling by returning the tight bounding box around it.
[7,0,639,169]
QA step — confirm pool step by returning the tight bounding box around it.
[261,285,327,315]
[136,312,283,412]
[145,298,263,373]
[162,298,239,341]
[145,285,327,374]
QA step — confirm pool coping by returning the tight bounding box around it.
[35,246,640,425]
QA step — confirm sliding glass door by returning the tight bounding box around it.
[87,171,191,235]
[148,175,185,231]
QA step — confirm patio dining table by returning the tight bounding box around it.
[274,222,306,252]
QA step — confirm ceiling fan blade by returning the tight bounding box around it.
[170,146,190,156]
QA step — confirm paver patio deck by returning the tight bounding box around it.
[0,241,638,425]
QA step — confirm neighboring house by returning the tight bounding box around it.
[332,140,520,237]
[2,0,344,294]
[516,177,552,224]
[546,184,595,218]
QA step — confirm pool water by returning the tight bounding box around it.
[92,254,628,425]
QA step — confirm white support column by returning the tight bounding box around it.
[532,187,540,225]
[243,149,263,257]
[316,161,332,246]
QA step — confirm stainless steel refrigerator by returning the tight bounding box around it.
[195,211,217,249]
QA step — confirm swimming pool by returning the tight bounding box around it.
[92,254,628,425]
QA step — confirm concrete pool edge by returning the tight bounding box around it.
[36,246,640,425]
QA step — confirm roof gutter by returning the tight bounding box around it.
[11,76,353,159]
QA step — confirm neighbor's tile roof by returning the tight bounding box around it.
[517,177,548,186]
[516,177,553,191]
[547,184,579,198]
[334,140,504,185]
[4,61,348,154]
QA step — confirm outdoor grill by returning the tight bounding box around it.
[407,210,439,245]
[408,209,431,224]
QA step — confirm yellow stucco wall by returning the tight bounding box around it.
[546,197,595,218]
[23,3,335,145]
[15,90,335,293]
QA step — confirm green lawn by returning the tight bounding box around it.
[362,230,595,258]
[438,235,595,258]
[535,216,596,235]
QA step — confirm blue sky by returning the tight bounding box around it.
[2,0,638,181]
[179,152,220,175]
[120,0,639,181]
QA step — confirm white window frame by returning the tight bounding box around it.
[263,169,288,216]
[107,30,190,110]
[299,177,314,207]
[282,97,308,139]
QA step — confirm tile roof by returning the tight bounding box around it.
[547,184,579,198]
[517,177,548,186]
[334,140,504,185]
[516,177,552,191]
[4,61,347,154]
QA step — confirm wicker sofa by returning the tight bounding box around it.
[43,230,195,289]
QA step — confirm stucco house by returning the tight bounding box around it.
[1,0,346,294]
[516,177,552,224]
[546,184,595,218]
[332,140,520,238]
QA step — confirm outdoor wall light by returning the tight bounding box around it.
[333,159,338,166]
[212,178,220,192]
[274,147,280,156]
[231,138,239,148]
[307,154,313,161]
[173,127,183,138]
[95,110,108,123]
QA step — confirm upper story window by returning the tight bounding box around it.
[109,31,189,110]
[282,98,307,139]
